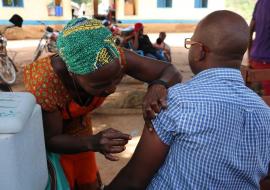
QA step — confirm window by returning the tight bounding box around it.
[157,0,172,8]
[194,0,208,8]
[2,0,23,7]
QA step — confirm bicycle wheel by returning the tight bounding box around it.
[32,39,46,62]
[0,55,16,84]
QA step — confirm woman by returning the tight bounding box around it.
[24,18,182,190]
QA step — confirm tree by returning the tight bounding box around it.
[72,0,92,5]
[225,0,256,21]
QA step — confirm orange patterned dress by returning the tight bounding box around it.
[24,56,71,111]
[24,55,105,189]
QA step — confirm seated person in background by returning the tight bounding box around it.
[153,35,171,62]
[154,32,171,62]
[103,10,270,190]
[130,23,167,61]
[159,32,170,50]
[120,34,144,57]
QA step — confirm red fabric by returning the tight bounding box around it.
[60,98,105,188]
[134,22,143,32]
[60,152,98,189]
[249,59,270,95]
[61,97,105,120]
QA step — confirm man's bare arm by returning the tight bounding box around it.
[104,125,169,190]
[124,49,182,86]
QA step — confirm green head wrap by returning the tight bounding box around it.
[57,18,120,75]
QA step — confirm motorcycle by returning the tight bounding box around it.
[0,14,23,84]
[102,19,134,46]
[32,21,59,62]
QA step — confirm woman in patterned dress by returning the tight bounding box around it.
[24,18,182,190]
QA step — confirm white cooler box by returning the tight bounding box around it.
[0,92,48,190]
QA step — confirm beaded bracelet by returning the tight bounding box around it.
[117,47,127,68]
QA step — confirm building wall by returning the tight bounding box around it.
[0,0,72,25]
[116,0,225,23]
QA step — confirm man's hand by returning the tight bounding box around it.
[143,84,168,130]
[91,128,131,161]
[134,31,139,38]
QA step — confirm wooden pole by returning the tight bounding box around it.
[113,0,116,21]
[55,0,61,6]
[94,0,98,17]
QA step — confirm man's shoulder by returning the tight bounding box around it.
[168,83,184,96]
[167,80,198,101]
[142,34,150,39]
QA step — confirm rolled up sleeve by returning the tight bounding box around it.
[151,109,176,146]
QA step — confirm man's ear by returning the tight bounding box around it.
[195,46,206,62]
[199,50,206,61]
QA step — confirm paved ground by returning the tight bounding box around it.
[5,33,248,184]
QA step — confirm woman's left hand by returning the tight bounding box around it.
[142,84,168,129]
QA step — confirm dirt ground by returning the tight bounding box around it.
[6,36,248,184]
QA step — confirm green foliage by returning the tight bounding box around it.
[225,0,257,21]
[72,0,102,5]
[72,0,92,5]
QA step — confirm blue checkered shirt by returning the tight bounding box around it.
[148,68,270,190]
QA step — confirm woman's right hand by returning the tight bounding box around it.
[91,128,131,161]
